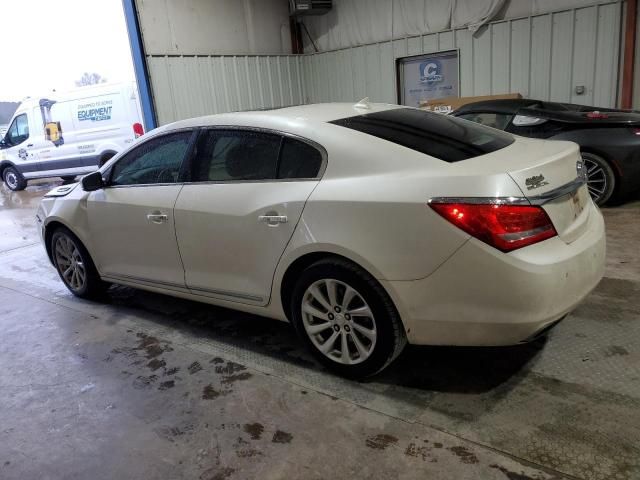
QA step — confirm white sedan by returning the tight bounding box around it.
[37,101,606,377]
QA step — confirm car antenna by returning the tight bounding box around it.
[354,97,371,110]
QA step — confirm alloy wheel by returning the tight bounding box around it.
[54,234,87,292]
[301,278,377,365]
[582,156,608,204]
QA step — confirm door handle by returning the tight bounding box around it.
[258,215,288,225]
[27,144,34,147]
[147,213,168,224]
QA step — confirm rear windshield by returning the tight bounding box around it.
[330,108,514,162]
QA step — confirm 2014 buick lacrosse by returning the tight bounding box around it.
[37,101,605,377]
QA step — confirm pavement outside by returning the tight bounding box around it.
[0,179,638,480]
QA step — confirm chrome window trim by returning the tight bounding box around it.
[183,125,328,184]
[98,125,327,189]
[428,177,585,206]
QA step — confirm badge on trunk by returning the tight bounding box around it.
[525,174,549,190]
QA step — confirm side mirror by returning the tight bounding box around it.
[81,171,104,191]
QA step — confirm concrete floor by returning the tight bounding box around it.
[0,180,639,480]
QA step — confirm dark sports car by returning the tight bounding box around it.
[452,99,640,205]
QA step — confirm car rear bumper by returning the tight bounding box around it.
[383,205,606,346]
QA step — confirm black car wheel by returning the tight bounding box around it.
[3,166,27,191]
[581,152,616,206]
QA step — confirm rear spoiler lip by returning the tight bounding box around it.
[519,107,640,125]
[428,177,585,207]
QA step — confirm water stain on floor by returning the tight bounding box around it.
[365,434,398,450]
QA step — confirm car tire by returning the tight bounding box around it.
[581,152,616,206]
[50,227,107,300]
[3,166,27,191]
[290,257,407,378]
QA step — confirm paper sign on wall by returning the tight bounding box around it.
[397,50,459,108]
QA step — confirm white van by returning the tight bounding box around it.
[0,82,143,191]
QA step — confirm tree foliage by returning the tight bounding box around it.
[75,72,107,87]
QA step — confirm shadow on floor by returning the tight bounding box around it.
[102,284,542,395]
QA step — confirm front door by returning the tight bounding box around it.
[174,129,324,305]
[87,130,195,287]
[3,113,39,176]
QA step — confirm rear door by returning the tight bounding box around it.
[174,128,324,305]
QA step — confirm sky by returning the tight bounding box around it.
[0,0,135,102]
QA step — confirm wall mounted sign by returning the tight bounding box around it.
[396,50,460,108]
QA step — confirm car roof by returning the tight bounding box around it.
[161,102,403,132]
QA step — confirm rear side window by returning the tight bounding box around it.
[278,138,323,179]
[191,130,281,182]
[330,108,514,162]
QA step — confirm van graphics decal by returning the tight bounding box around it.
[77,99,113,122]
[77,144,96,154]
[18,148,28,160]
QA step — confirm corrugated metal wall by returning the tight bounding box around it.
[302,1,622,108]
[146,2,622,125]
[147,55,306,125]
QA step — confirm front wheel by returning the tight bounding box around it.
[290,258,407,378]
[581,152,616,206]
[50,227,106,299]
[3,166,27,191]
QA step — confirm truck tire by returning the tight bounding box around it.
[3,166,27,191]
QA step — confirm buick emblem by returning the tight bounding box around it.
[525,174,549,190]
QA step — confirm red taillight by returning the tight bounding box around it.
[429,202,557,252]
[133,122,144,138]
[586,111,609,119]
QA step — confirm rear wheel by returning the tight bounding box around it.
[290,258,406,378]
[3,166,27,191]
[581,152,616,206]
[50,227,106,299]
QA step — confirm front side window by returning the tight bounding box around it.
[110,131,192,186]
[331,108,514,162]
[190,130,281,182]
[5,114,29,146]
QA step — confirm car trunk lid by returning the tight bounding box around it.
[457,137,590,244]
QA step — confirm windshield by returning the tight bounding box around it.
[330,108,514,162]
